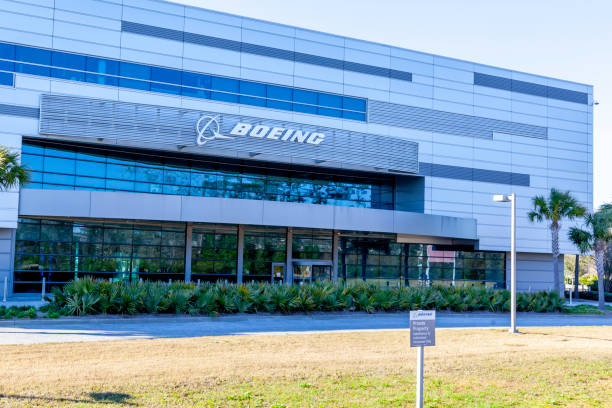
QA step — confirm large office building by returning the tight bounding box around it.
[0,0,593,293]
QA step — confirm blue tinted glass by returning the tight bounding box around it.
[76,160,105,177]
[293,89,318,114]
[343,97,366,112]
[342,110,366,121]
[31,171,43,182]
[87,57,119,75]
[150,67,181,95]
[0,72,13,86]
[43,173,75,185]
[182,72,211,89]
[15,46,50,76]
[267,99,292,111]
[86,57,119,86]
[21,144,44,154]
[120,62,150,80]
[0,43,15,72]
[75,176,105,189]
[106,179,134,191]
[239,80,265,96]
[318,107,342,118]
[27,182,42,189]
[51,52,85,81]
[21,154,44,171]
[318,93,342,108]
[119,62,150,91]
[44,157,75,174]
[211,76,238,103]
[106,164,135,181]
[45,147,75,159]
[76,152,105,162]
[239,80,266,107]
[267,85,292,102]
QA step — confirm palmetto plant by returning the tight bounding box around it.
[0,147,30,191]
[569,204,612,310]
[528,188,586,294]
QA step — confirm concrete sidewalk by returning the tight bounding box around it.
[0,311,610,345]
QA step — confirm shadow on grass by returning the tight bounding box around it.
[529,331,612,342]
[0,392,135,405]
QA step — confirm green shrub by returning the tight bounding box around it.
[46,279,567,316]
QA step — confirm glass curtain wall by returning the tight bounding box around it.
[243,228,286,282]
[191,225,238,282]
[292,230,333,261]
[339,237,506,288]
[14,218,186,292]
[21,141,395,210]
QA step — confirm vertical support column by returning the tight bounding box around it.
[332,231,339,283]
[416,345,424,408]
[184,222,193,283]
[236,224,244,284]
[285,227,293,284]
[510,193,517,334]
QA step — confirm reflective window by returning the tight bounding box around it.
[0,41,367,121]
[243,229,286,282]
[14,218,186,292]
[191,226,237,282]
[22,141,396,211]
[0,72,13,86]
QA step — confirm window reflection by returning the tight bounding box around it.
[22,142,397,210]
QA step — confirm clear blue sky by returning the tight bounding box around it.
[174,0,611,209]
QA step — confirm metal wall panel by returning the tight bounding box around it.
[369,100,548,139]
[0,103,40,118]
[38,94,419,174]
[121,20,412,82]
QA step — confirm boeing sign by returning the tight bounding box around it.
[195,116,326,146]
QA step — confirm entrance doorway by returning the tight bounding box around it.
[271,262,285,283]
[292,260,332,284]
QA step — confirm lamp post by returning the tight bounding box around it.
[493,193,518,334]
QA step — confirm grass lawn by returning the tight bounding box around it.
[0,327,610,407]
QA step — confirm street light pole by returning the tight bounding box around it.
[509,193,517,334]
[493,193,518,334]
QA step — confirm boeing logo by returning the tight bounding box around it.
[195,116,326,146]
[195,116,235,146]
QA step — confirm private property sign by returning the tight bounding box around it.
[410,310,436,347]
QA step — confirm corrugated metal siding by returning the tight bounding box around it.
[0,103,40,118]
[419,162,529,187]
[121,20,412,83]
[474,72,588,104]
[369,100,548,139]
[38,94,419,174]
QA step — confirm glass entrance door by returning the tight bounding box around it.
[271,262,285,283]
[292,261,332,284]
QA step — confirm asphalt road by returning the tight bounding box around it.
[0,312,610,345]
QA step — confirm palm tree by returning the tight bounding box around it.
[569,204,612,311]
[528,189,586,295]
[0,146,30,191]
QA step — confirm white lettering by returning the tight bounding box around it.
[250,125,270,138]
[281,129,294,141]
[266,127,285,140]
[290,130,310,143]
[230,123,252,136]
[306,132,325,145]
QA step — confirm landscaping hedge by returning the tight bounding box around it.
[574,290,612,302]
[45,278,566,316]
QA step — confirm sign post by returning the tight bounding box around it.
[410,310,436,408]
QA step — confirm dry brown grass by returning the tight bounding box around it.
[1,326,611,407]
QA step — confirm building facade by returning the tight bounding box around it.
[0,0,593,293]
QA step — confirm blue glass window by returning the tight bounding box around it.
[15,46,50,76]
[266,85,292,110]
[0,41,367,122]
[0,72,13,86]
[343,97,366,113]
[150,67,181,95]
[211,76,238,103]
[239,80,266,107]
[51,51,85,81]
[293,89,318,114]
[44,157,75,174]
[119,62,150,91]
[86,57,119,86]
[0,43,15,72]
[181,71,211,99]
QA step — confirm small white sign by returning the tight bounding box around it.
[410,310,436,347]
